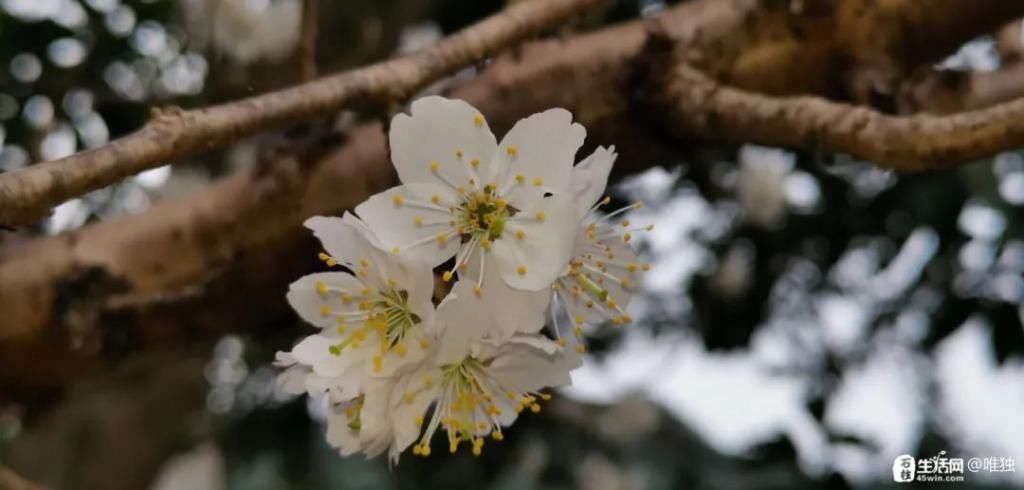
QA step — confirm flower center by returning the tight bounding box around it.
[326,286,424,368]
[456,185,513,241]
[408,356,550,457]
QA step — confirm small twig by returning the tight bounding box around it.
[0,0,604,227]
[300,0,319,81]
[657,63,1024,171]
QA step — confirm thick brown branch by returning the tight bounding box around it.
[0,0,602,226]
[658,64,1024,171]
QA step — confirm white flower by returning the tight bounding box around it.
[355,96,585,291]
[324,379,399,460]
[551,146,649,350]
[385,289,581,457]
[278,212,436,401]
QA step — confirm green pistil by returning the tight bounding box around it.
[575,274,609,302]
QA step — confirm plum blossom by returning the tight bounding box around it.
[550,146,649,351]
[279,213,436,401]
[276,96,644,463]
[355,96,586,291]
[387,290,581,458]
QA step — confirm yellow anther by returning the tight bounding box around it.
[623,232,632,243]
[622,219,631,227]
[492,431,504,441]
[391,246,400,255]
[470,158,480,168]
[456,149,463,159]
[633,201,644,209]
[642,263,651,272]
[495,198,507,209]
[601,196,611,205]
[473,285,482,296]
[473,114,484,126]
[449,441,458,453]
[515,174,525,183]
[387,278,398,288]
[607,298,618,309]
[414,215,424,226]
[404,392,415,404]
[515,230,526,240]
[419,338,430,350]
[319,305,330,317]
[585,300,594,308]
[517,265,527,276]
[623,314,633,324]
[472,445,482,456]
[413,445,422,456]
[420,445,431,456]
[359,258,369,268]
[558,338,567,347]
[575,315,585,325]
[538,393,552,400]
[612,316,623,325]
[431,194,441,205]
[341,292,353,303]
[424,374,433,387]
[430,160,440,172]
[442,271,454,282]
[535,211,546,222]
[506,391,517,400]
[360,287,371,297]
[627,262,638,273]
[533,177,543,187]
[437,233,448,245]
[577,344,586,353]
[481,238,493,250]
[392,194,403,205]
[372,355,383,372]
[506,146,518,157]
[395,343,408,357]
[646,224,655,231]
[318,252,329,262]
[456,186,466,194]
[415,415,424,426]
[573,326,584,337]
[325,258,337,267]
[315,280,328,296]
[530,403,541,413]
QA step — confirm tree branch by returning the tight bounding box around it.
[0,0,603,227]
[657,63,1024,171]
[300,0,319,81]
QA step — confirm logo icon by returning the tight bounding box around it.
[894,454,916,483]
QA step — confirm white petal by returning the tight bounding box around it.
[488,340,582,394]
[387,365,439,455]
[459,254,550,343]
[326,402,363,456]
[354,183,460,267]
[572,146,617,219]
[493,193,576,290]
[389,96,497,188]
[290,335,335,365]
[286,272,365,328]
[305,215,375,268]
[434,289,479,365]
[273,351,296,367]
[492,108,585,202]
[277,364,309,394]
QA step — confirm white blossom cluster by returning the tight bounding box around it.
[276,96,648,463]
